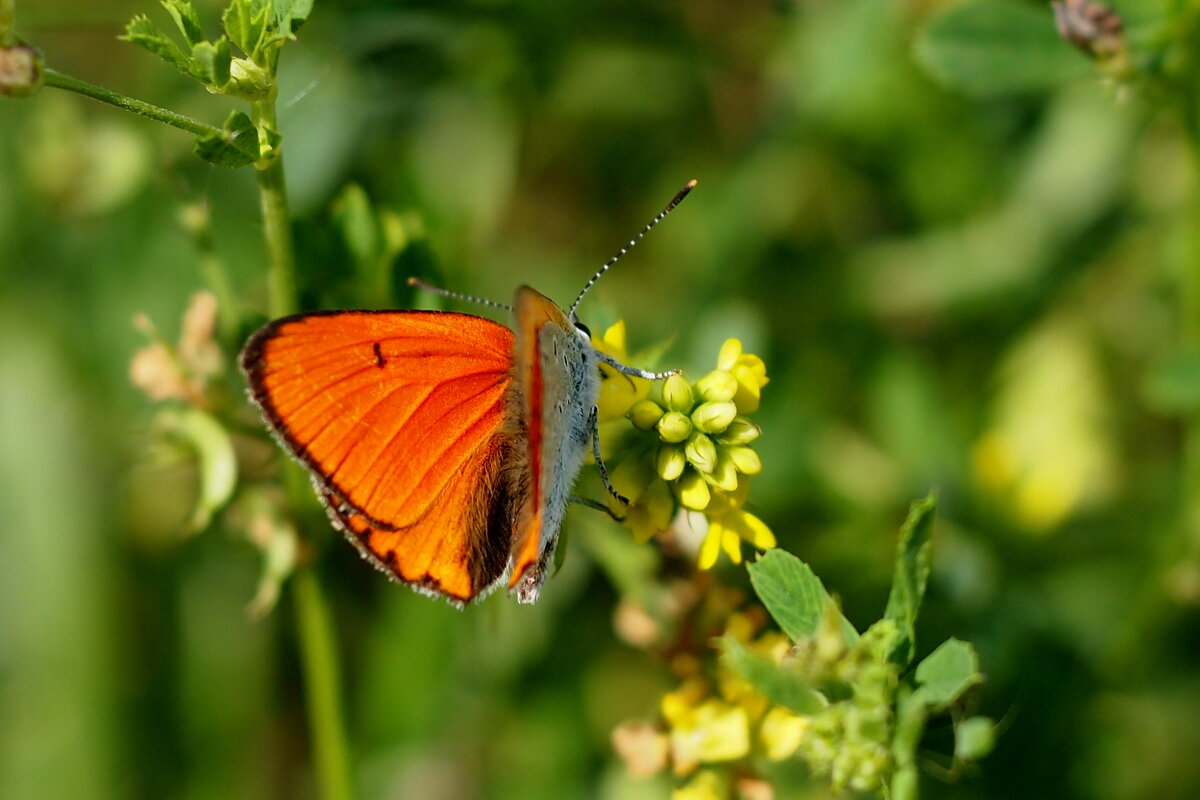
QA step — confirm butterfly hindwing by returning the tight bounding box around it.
[241,310,518,603]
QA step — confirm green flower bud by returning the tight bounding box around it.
[662,372,693,412]
[716,416,761,445]
[656,410,692,443]
[677,470,711,510]
[954,716,996,761]
[691,400,737,434]
[656,443,687,481]
[0,43,44,98]
[225,57,274,100]
[703,452,739,492]
[693,369,738,402]
[627,398,665,430]
[726,445,762,475]
[684,432,717,474]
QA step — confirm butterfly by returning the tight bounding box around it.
[240,181,695,606]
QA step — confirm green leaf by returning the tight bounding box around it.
[272,0,314,34]
[718,636,825,714]
[223,0,270,56]
[914,638,982,709]
[914,0,1091,97]
[162,0,205,47]
[193,110,259,168]
[123,15,208,83]
[883,494,935,665]
[748,549,858,644]
[192,38,232,88]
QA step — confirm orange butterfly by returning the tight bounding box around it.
[241,181,695,606]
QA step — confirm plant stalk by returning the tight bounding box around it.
[252,98,298,318]
[293,567,353,800]
[0,0,14,48]
[43,69,222,138]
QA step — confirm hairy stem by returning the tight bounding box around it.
[43,69,221,138]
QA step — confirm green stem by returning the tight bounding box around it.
[293,568,353,800]
[1,0,14,48]
[252,99,298,318]
[42,68,221,139]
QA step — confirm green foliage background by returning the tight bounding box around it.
[3,0,1200,798]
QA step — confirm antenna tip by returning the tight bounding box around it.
[685,179,698,189]
[406,276,420,287]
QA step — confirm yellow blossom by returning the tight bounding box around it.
[672,769,730,800]
[717,339,769,414]
[760,707,809,761]
[668,699,751,773]
[594,320,652,422]
[697,483,775,569]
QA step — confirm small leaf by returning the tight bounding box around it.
[914,0,1091,97]
[155,405,237,533]
[271,0,314,34]
[914,638,982,710]
[123,15,208,83]
[192,38,232,88]
[883,494,935,665]
[748,549,857,644]
[162,0,206,47]
[719,636,825,714]
[222,0,269,56]
[193,110,259,167]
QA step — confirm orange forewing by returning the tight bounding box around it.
[241,310,517,602]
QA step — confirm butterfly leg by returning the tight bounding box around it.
[569,494,626,522]
[590,405,630,506]
[595,350,679,381]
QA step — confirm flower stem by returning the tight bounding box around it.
[251,98,298,318]
[1,0,14,48]
[293,567,354,800]
[42,68,222,139]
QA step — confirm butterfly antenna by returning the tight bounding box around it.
[407,277,512,312]
[568,179,697,318]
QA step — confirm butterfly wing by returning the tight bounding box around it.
[241,310,518,603]
[508,287,601,602]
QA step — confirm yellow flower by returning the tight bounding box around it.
[760,706,809,761]
[609,459,675,543]
[668,699,751,773]
[697,483,775,569]
[672,769,731,800]
[717,339,769,414]
[594,320,652,422]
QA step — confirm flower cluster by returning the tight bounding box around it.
[613,598,904,800]
[595,327,773,567]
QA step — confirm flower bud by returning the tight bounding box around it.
[0,43,44,98]
[694,370,737,403]
[726,445,762,475]
[627,399,665,430]
[656,443,686,481]
[704,453,739,492]
[662,372,693,413]
[656,410,692,443]
[685,432,717,474]
[677,470,711,510]
[226,57,274,100]
[691,401,737,434]
[716,417,761,445]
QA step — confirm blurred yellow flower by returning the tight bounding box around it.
[760,706,809,761]
[668,699,751,773]
[672,769,730,800]
[697,483,775,569]
[594,320,652,422]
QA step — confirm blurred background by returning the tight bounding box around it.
[3,0,1200,798]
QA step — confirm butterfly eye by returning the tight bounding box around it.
[573,321,591,338]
